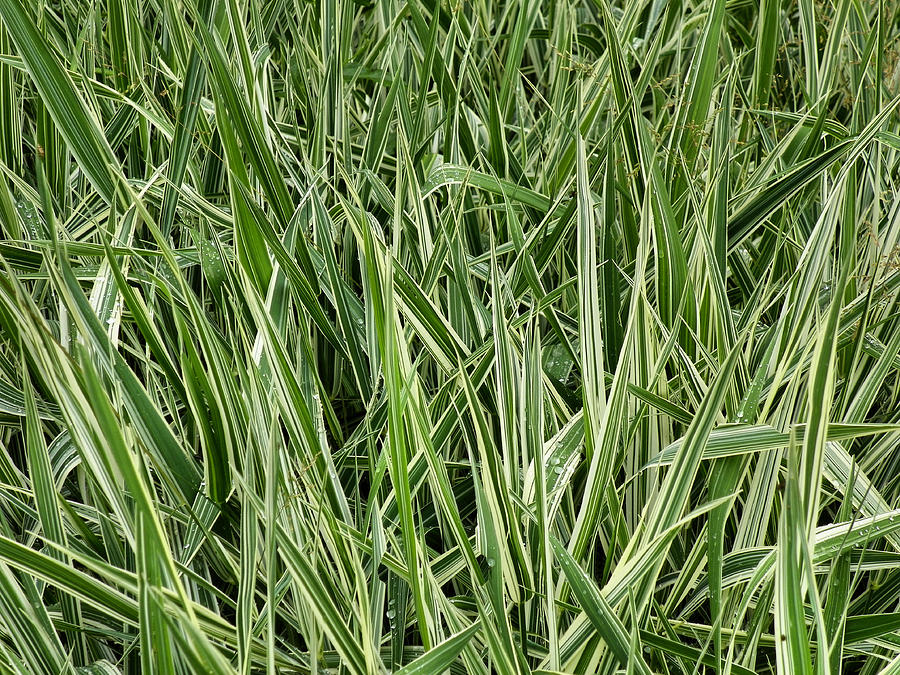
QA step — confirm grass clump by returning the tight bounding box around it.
[1,0,900,673]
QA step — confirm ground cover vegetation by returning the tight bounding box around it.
[1,0,900,672]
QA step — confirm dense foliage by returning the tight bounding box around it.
[0,0,900,672]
